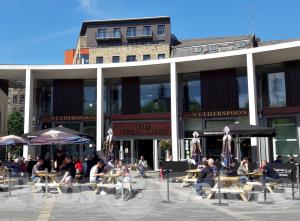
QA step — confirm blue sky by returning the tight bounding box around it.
[0,0,300,64]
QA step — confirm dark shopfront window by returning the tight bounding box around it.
[182,73,201,112]
[110,79,122,114]
[40,80,53,116]
[84,80,96,115]
[140,75,170,113]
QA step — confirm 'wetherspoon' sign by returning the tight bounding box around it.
[185,109,248,118]
[41,115,96,122]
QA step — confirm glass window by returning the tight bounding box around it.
[126,27,136,37]
[269,118,298,161]
[126,55,136,62]
[140,75,170,113]
[81,54,89,64]
[84,80,96,115]
[113,28,120,38]
[96,56,103,64]
[158,54,165,59]
[143,26,151,36]
[19,95,25,104]
[110,79,122,114]
[143,54,151,61]
[40,80,53,116]
[182,73,201,112]
[112,56,120,63]
[97,28,107,38]
[267,72,286,107]
[157,25,165,35]
[236,72,248,109]
[13,96,18,104]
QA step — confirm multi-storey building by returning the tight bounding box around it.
[8,88,25,114]
[65,16,171,64]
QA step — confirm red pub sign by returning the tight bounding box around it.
[112,122,171,137]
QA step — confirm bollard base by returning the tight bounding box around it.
[211,202,228,206]
[161,200,176,204]
[257,201,273,204]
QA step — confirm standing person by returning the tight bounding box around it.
[195,160,215,198]
[237,157,249,183]
[60,156,76,192]
[138,156,148,178]
[54,149,65,171]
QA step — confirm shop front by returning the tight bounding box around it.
[111,120,171,171]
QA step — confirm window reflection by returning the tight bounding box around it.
[140,76,170,113]
[111,79,122,114]
[236,71,248,109]
[182,73,201,112]
[268,72,286,107]
[84,80,96,115]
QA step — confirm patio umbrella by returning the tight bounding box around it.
[0,135,28,146]
[22,125,93,160]
[197,122,275,138]
[221,127,232,169]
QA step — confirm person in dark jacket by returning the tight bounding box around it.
[195,160,215,198]
[60,156,76,192]
[262,160,280,182]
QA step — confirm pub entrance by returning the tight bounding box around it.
[134,140,154,170]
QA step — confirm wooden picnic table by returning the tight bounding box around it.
[180,169,201,187]
[206,176,250,201]
[33,171,63,195]
[94,172,122,194]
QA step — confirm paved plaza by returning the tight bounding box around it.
[0,173,300,221]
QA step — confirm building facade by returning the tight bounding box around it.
[8,88,25,114]
[1,39,300,170]
[65,16,171,65]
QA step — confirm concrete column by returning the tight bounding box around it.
[246,53,258,149]
[130,139,134,164]
[23,69,34,158]
[153,140,158,171]
[170,62,179,161]
[96,68,104,152]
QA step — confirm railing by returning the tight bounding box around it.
[95,32,122,41]
[126,29,153,39]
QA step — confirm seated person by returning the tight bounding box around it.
[89,161,106,183]
[74,158,83,175]
[31,157,47,183]
[227,161,238,176]
[59,156,76,190]
[195,160,215,198]
[138,156,148,178]
[261,160,279,182]
[237,157,249,183]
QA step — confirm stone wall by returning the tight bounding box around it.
[89,43,170,63]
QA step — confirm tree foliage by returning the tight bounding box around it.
[7,111,24,136]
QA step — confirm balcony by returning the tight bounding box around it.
[95,32,122,41]
[126,29,153,40]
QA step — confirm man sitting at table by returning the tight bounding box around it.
[59,156,76,192]
[195,159,215,198]
[31,157,47,183]
[261,160,279,182]
[89,160,106,183]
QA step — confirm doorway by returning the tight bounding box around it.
[135,140,154,170]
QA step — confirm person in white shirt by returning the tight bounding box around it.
[89,161,105,183]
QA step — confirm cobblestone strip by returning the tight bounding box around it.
[36,197,56,221]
